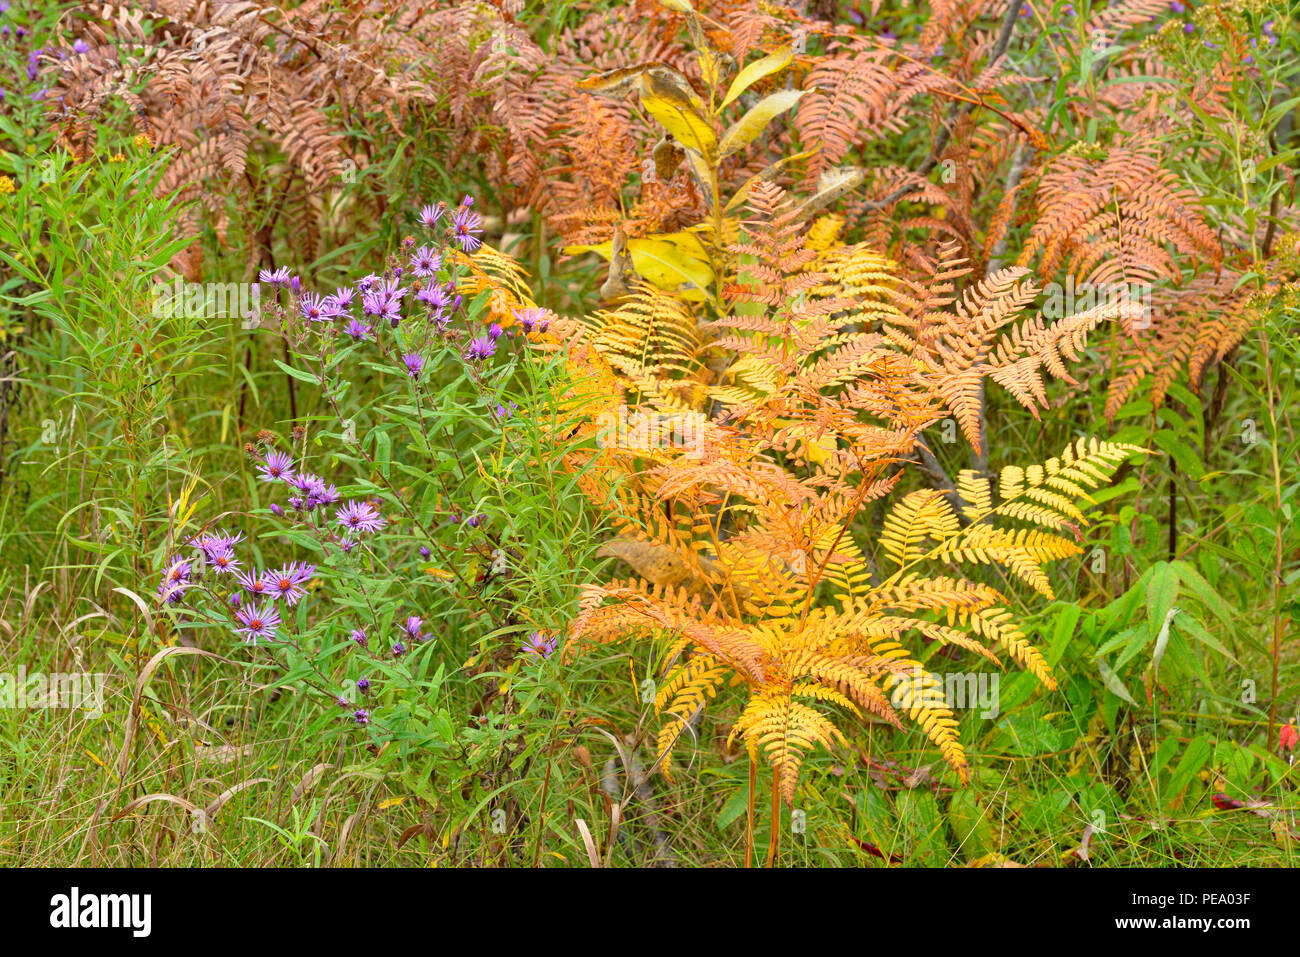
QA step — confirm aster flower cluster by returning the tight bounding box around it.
[251,197,553,392]
[154,524,317,646]
[205,199,556,737]
[253,445,392,556]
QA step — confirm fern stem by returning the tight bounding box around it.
[745,751,756,868]
[765,766,781,868]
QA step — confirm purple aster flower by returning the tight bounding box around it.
[205,545,241,576]
[235,568,273,599]
[313,483,341,509]
[1184,21,1195,34]
[72,38,89,54]
[464,335,496,361]
[356,677,371,695]
[487,322,503,341]
[288,471,315,492]
[410,245,442,277]
[416,282,451,310]
[336,499,387,536]
[298,293,331,322]
[403,616,423,640]
[362,290,400,324]
[350,626,369,648]
[191,528,245,559]
[465,513,485,529]
[418,203,445,228]
[270,561,315,606]
[1169,0,1184,11]
[513,306,547,333]
[158,555,193,605]
[452,207,483,253]
[289,276,302,295]
[522,631,558,660]
[402,352,424,378]
[353,708,370,725]
[235,602,282,643]
[257,449,295,484]
[374,278,406,303]
[319,296,345,319]
[259,266,291,287]
[428,308,452,333]
[418,546,432,559]
[493,401,517,420]
[229,592,242,608]
[332,285,355,310]
[356,273,381,293]
[343,317,372,341]
[392,642,407,657]
[336,695,350,708]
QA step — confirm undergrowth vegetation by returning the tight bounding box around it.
[0,0,1297,868]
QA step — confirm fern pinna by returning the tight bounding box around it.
[554,182,1143,805]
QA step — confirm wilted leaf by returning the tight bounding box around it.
[797,166,866,216]
[639,66,717,159]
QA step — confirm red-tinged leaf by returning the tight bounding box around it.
[1280,723,1298,751]
[847,834,901,863]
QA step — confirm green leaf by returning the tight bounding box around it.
[716,785,750,830]
[1145,561,1179,641]
[1097,657,1137,706]
[1169,560,1234,627]
[273,359,323,385]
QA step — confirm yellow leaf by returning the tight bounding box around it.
[638,67,717,160]
[565,232,714,301]
[718,89,804,159]
[721,45,794,110]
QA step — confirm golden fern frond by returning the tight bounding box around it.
[879,489,960,570]
[967,607,1056,689]
[730,689,848,802]
[882,665,969,783]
